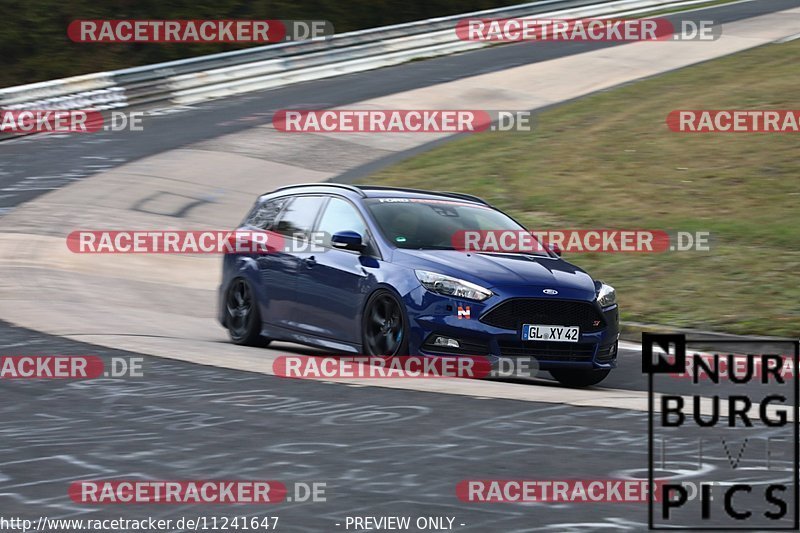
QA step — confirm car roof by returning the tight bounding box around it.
[264,183,490,206]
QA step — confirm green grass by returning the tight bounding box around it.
[357,39,800,336]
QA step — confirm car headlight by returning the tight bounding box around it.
[415,270,492,301]
[596,282,616,308]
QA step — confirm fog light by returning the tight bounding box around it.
[432,336,460,348]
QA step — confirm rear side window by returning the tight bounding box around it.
[247,197,288,230]
[273,196,326,239]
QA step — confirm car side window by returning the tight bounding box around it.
[273,196,325,240]
[246,197,288,230]
[316,197,369,248]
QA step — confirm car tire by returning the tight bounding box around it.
[361,289,409,357]
[224,278,271,347]
[550,368,610,388]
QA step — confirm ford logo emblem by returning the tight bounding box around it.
[543,289,558,295]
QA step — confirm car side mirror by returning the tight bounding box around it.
[331,230,364,252]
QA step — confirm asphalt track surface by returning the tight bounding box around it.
[2,321,797,531]
[1,0,799,530]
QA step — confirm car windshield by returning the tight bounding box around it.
[365,197,535,251]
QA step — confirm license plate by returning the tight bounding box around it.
[521,324,580,342]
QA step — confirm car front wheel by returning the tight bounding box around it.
[361,289,409,357]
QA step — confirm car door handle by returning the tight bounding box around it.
[303,256,317,268]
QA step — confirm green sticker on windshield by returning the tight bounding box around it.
[395,236,407,243]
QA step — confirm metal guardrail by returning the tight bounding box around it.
[0,0,693,114]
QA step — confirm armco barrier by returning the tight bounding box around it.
[1,0,709,135]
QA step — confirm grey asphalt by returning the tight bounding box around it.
[2,321,796,531]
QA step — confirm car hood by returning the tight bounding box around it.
[393,249,597,297]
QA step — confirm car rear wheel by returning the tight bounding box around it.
[362,290,409,357]
[550,368,610,388]
[225,278,271,347]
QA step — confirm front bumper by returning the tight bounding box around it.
[407,286,620,370]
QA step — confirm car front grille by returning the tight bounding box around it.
[480,298,605,332]
[498,341,596,362]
